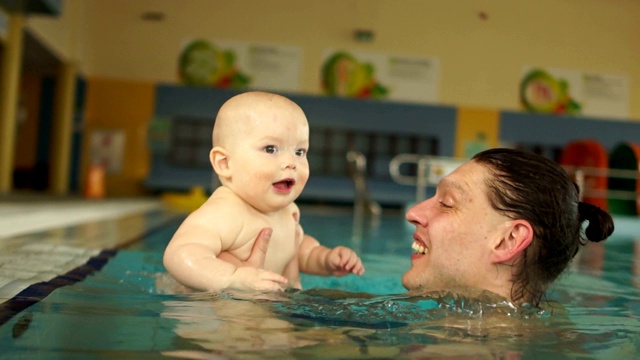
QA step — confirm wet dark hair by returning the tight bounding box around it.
[472,148,614,306]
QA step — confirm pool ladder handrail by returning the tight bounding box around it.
[389,153,640,203]
[389,154,465,203]
[346,151,382,217]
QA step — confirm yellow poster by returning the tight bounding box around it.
[455,107,499,159]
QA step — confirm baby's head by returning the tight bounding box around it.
[210,91,310,213]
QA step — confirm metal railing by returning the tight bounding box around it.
[389,154,640,204]
[346,151,382,217]
[389,154,464,202]
[563,166,640,201]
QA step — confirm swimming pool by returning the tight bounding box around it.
[1,203,639,359]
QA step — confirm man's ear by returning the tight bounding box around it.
[491,220,533,264]
[210,147,231,179]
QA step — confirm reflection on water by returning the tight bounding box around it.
[159,286,636,359]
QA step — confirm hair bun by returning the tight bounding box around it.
[578,202,614,242]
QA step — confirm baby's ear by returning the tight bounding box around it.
[210,147,231,178]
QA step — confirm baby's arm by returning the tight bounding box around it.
[297,234,365,276]
[163,211,288,292]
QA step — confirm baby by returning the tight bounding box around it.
[163,91,364,293]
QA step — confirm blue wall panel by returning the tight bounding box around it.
[500,111,640,151]
[154,84,457,155]
[149,85,457,205]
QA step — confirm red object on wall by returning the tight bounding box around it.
[560,139,608,210]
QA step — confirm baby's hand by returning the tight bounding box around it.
[325,246,365,276]
[228,267,288,292]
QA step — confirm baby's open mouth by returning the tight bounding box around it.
[273,179,295,190]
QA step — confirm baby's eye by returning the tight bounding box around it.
[264,145,277,154]
[295,148,307,157]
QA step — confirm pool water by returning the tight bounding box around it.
[1,206,640,359]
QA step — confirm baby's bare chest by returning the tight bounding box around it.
[229,214,298,274]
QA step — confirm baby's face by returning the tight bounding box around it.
[227,103,310,213]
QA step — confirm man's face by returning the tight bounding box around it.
[401,161,509,292]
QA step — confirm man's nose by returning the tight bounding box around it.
[406,200,429,227]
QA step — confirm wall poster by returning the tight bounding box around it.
[90,129,126,174]
[520,66,630,119]
[178,39,302,92]
[320,49,440,104]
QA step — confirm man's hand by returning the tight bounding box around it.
[228,266,288,292]
[217,228,288,291]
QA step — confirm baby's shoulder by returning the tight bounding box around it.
[202,187,250,211]
[182,189,249,230]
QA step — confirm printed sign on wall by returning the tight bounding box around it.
[320,49,440,104]
[90,130,126,174]
[519,67,629,119]
[178,39,302,92]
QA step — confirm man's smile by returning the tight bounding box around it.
[411,240,428,254]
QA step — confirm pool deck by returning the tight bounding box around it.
[0,197,173,303]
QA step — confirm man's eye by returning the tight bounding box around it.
[439,201,453,209]
[264,145,277,154]
[295,149,307,157]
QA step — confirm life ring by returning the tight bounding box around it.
[560,139,608,211]
[608,143,640,216]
